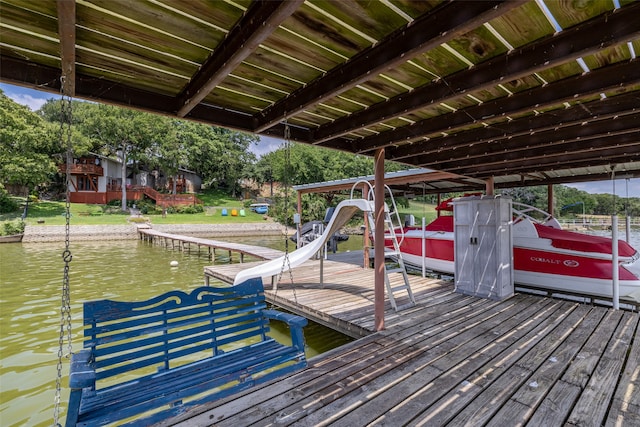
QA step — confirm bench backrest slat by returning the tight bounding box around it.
[86,295,265,339]
[83,282,271,383]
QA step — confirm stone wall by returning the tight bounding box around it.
[23,225,139,243]
[22,222,286,243]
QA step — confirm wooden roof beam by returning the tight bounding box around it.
[348,58,640,154]
[462,151,640,179]
[1,56,335,145]
[0,55,255,131]
[57,0,76,96]
[429,138,640,177]
[389,91,640,161]
[414,113,640,168]
[175,0,303,117]
[253,0,520,133]
[313,1,640,145]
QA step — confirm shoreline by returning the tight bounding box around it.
[22,222,287,243]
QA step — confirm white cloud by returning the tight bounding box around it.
[10,93,49,111]
[253,135,284,156]
[1,83,57,111]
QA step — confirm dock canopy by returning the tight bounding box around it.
[1,0,640,188]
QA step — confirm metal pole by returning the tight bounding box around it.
[422,217,426,278]
[625,178,631,243]
[319,223,324,288]
[612,215,619,310]
[363,182,370,269]
[374,149,385,331]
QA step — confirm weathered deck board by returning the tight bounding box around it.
[160,253,639,427]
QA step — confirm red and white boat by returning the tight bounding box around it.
[385,198,640,302]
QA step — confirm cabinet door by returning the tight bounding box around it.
[454,200,476,292]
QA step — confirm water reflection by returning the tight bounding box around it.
[0,236,357,427]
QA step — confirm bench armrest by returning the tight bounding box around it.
[263,309,308,352]
[263,309,308,328]
[69,349,96,389]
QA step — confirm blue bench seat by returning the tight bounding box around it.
[66,278,307,426]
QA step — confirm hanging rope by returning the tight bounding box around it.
[53,76,74,427]
[277,122,297,303]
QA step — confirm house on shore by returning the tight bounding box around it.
[60,154,201,207]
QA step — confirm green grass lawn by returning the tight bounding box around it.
[396,200,438,224]
[1,190,268,227]
[1,192,438,228]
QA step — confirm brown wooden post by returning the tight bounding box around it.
[485,176,495,196]
[547,184,554,216]
[374,148,385,331]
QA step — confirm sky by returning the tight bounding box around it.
[2,82,638,197]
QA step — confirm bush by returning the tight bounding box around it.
[128,216,149,223]
[0,188,19,214]
[2,220,25,236]
[176,204,205,214]
[135,199,160,215]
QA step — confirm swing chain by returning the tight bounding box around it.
[53,76,74,427]
[278,122,297,303]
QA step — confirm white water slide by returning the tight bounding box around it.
[233,198,373,285]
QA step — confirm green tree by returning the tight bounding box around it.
[255,142,407,187]
[38,99,94,156]
[0,90,58,193]
[168,123,258,196]
[207,128,257,197]
[75,103,166,211]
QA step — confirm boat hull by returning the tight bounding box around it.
[388,227,640,302]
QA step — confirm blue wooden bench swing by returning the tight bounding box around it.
[51,89,307,425]
[66,278,308,426]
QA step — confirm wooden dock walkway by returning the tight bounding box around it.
[138,228,284,262]
[174,256,640,426]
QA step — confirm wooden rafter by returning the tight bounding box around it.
[253,0,521,132]
[176,0,303,117]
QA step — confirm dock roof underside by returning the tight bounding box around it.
[2,0,640,192]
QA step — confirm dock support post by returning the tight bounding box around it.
[374,148,385,331]
[612,215,619,310]
[421,217,426,278]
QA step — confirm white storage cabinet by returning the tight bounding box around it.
[453,195,514,300]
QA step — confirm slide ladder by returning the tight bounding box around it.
[353,182,415,311]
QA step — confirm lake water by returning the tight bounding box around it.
[0,235,363,427]
[1,228,638,426]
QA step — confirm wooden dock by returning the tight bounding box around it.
[138,228,284,262]
[171,256,640,426]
